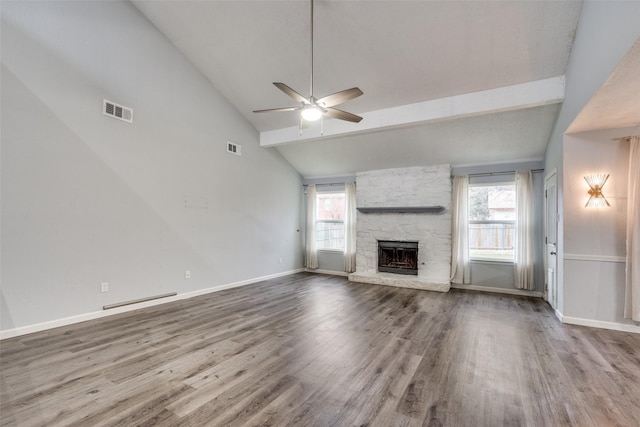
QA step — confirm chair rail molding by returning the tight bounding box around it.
[563,253,626,263]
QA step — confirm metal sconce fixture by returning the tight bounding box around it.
[584,174,610,208]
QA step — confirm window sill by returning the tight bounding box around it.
[317,249,344,254]
[470,258,514,265]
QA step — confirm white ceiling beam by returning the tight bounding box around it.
[259,76,565,147]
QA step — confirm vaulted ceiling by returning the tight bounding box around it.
[133,0,584,178]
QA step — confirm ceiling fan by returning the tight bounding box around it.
[253,0,363,125]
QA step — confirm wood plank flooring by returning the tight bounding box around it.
[2,272,640,426]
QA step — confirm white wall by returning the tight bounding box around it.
[0,1,303,333]
[563,128,636,326]
[544,0,640,319]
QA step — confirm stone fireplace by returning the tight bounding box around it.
[348,165,451,292]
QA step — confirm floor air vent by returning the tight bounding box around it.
[103,99,133,123]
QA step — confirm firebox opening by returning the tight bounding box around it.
[377,240,418,275]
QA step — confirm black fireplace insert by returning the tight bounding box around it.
[377,240,418,275]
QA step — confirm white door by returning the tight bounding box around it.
[545,172,558,310]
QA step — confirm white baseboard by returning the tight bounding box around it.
[305,268,349,277]
[450,283,543,298]
[562,316,640,334]
[555,309,563,322]
[0,268,305,340]
[176,268,305,300]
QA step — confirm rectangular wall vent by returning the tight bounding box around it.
[227,141,241,156]
[103,99,133,123]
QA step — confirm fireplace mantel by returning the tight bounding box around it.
[357,206,445,214]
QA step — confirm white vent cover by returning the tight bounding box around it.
[103,99,133,123]
[227,141,241,156]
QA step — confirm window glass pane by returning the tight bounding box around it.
[468,184,516,260]
[316,222,345,250]
[316,193,345,220]
[469,185,516,221]
[315,192,345,250]
[469,223,515,260]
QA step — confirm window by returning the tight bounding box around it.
[315,191,345,251]
[468,183,516,261]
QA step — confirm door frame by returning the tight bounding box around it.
[544,169,558,308]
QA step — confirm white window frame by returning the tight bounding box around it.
[468,181,516,263]
[315,190,345,252]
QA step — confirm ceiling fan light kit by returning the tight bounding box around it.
[301,106,323,122]
[253,0,363,128]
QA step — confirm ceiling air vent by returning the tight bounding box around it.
[227,141,241,156]
[103,99,133,123]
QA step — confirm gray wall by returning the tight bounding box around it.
[543,1,640,318]
[316,251,347,274]
[1,1,303,332]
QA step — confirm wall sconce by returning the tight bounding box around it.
[584,174,610,208]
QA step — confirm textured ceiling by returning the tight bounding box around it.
[133,0,584,177]
[568,37,640,134]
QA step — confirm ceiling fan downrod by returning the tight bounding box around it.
[309,0,315,100]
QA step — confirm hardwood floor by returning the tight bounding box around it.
[1,272,640,426]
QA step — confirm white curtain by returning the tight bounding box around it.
[515,170,534,290]
[625,136,640,321]
[450,176,470,284]
[305,184,318,269]
[344,182,357,273]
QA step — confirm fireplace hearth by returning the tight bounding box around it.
[378,240,418,275]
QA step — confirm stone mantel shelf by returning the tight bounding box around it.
[356,206,445,214]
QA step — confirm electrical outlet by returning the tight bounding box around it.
[101,282,109,293]
[279,258,282,264]
[185,270,191,279]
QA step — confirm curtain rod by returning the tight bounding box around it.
[304,169,546,184]
[303,182,350,187]
[453,168,544,178]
